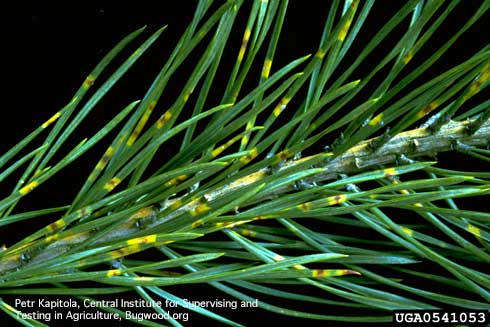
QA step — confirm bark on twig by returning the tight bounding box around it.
[1,118,489,275]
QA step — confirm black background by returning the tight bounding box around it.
[0,1,489,326]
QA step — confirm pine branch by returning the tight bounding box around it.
[2,1,489,325]
[1,117,487,275]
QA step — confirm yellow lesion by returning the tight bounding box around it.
[338,18,353,42]
[135,276,154,282]
[315,49,326,59]
[183,89,194,103]
[90,144,121,182]
[191,219,204,228]
[165,174,187,187]
[368,113,384,126]
[475,63,490,86]
[76,207,92,219]
[19,181,39,195]
[190,204,211,217]
[312,269,326,277]
[383,167,397,178]
[243,29,251,42]
[127,101,157,146]
[262,59,272,78]
[252,215,267,221]
[312,269,349,277]
[45,234,59,243]
[467,224,481,238]
[211,133,244,158]
[41,112,62,129]
[463,64,490,101]
[130,207,158,220]
[274,149,291,164]
[337,0,358,42]
[46,219,66,233]
[103,177,121,191]
[403,50,413,65]
[297,202,311,212]
[463,83,481,102]
[239,147,258,164]
[239,229,256,237]
[241,133,250,145]
[273,254,285,261]
[170,199,183,210]
[127,234,157,246]
[416,101,438,119]
[291,264,304,270]
[106,269,122,277]
[156,111,172,129]
[0,301,16,312]
[326,194,347,205]
[401,226,413,237]
[481,63,490,78]
[109,245,141,259]
[211,146,225,158]
[229,170,267,189]
[88,172,97,182]
[215,220,251,229]
[393,177,423,208]
[273,97,291,117]
[238,29,251,62]
[95,146,115,170]
[82,74,96,90]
